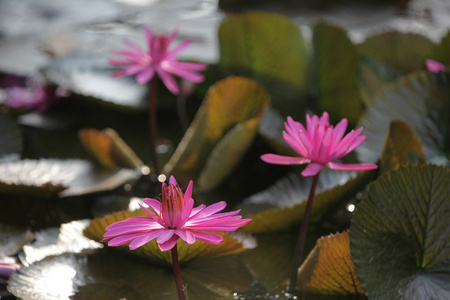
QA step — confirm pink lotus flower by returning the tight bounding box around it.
[425,59,447,73]
[109,25,207,95]
[261,112,377,177]
[103,176,251,252]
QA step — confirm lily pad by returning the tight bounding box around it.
[42,54,148,110]
[429,30,450,65]
[8,250,253,300]
[18,220,102,266]
[356,71,450,166]
[350,165,450,300]
[297,231,364,298]
[84,208,256,266]
[240,169,377,233]
[313,22,362,124]
[0,111,22,158]
[218,11,308,115]
[164,76,269,190]
[379,120,426,173]
[78,128,144,169]
[0,158,139,199]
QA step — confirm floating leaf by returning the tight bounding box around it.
[313,22,362,124]
[241,169,376,233]
[350,165,450,300]
[18,220,102,266]
[0,158,139,199]
[0,111,22,158]
[164,76,269,189]
[42,54,147,110]
[218,11,308,115]
[79,128,144,169]
[380,120,426,173]
[8,250,252,300]
[298,231,364,297]
[0,224,33,258]
[357,71,450,166]
[84,208,256,266]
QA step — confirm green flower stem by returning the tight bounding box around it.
[171,244,187,300]
[148,78,161,175]
[288,173,320,295]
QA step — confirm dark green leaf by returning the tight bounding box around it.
[350,165,450,300]
[356,71,450,166]
[429,30,450,65]
[313,22,362,124]
[218,11,308,115]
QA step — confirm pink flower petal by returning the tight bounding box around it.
[157,68,179,94]
[261,154,310,165]
[426,59,447,73]
[191,232,223,245]
[129,231,162,250]
[301,162,324,177]
[158,235,179,251]
[136,68,155,84]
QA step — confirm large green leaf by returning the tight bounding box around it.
[84,208,256,266]
[350,165,450,300]
[357,71,450,166]
[313,21,362,124]
[42,54,147,110]
[164,76,269,190]
[240,169,377,233]
[358,31,434,103]
[218,11,308,115]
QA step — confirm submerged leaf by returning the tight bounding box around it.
[84,208,255,266]
[380,120,426,173]
[298,231,364,297]
[218,11,308,115]
[164,76,269,189]
[357,71,450,166]
[313,22,362,124]
[78,128,144,169]
[350,165,450,300]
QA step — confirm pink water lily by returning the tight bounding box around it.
[261,112,377,177]
[103,176,251,252]
[425,59,447,73]
[109,25,206,95]
[0,259,20,284]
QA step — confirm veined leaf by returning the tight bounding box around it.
[298,231,364,297]
[350,165,450,300]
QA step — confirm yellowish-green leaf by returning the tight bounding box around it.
[313,22,362,124]
[79,128,144,169]
[164,76,269,188]
[298,231,365,297]
[84,208,255,267]
[380,120,426,173]
[198,119,259,192]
